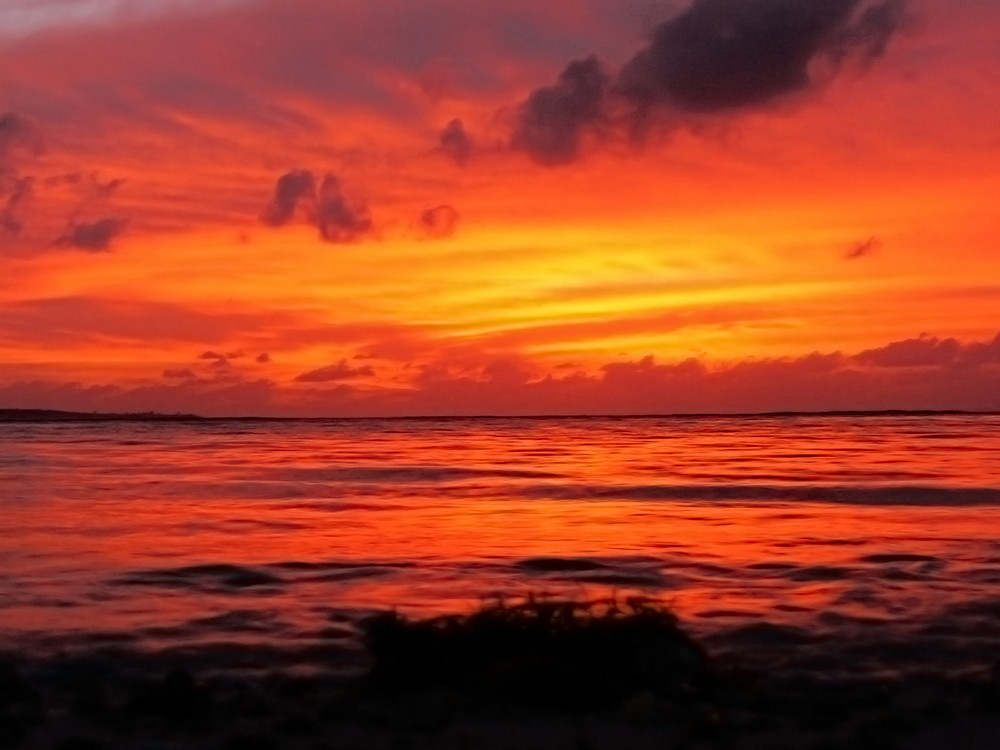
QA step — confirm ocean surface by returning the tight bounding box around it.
[2,413,1000,681]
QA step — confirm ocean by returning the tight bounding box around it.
[2,413,999,682]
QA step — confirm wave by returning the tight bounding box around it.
[519,483,1000,506]
[115,560,412,592]
[514,555,675,588]
[259,465,567,483]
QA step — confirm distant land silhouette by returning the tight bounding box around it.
[0,408,994,423]
[0,409,204,422]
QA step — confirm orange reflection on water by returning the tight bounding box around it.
[1,415,999,655]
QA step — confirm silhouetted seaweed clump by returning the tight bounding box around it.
[362,596,713,710]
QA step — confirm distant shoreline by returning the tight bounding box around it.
[1,408,997,423]
[0,409,205,422]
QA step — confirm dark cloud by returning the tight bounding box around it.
[439,118,474,164]
[316,174,373,243]
[93,176,125,201]
[53,217,127,251]
[845,236,881,259]
[1,176,33,234]
[295,360,376,383]
[1,114,43,238]
[198,351,230,369]
[1,111,127,251]
[619,0,896,114]
[512,55,610,166]
[261,170,373,243]
[0,112,43,173]
[256,352,271,363]
[418,204,460,239]
[0,171,128,250]
[511,0,909,164]
[51,174,129,250]
[261,169,316,226]
[828,0,909,64]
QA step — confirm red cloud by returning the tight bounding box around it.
[295,360,376,383]
[856,333,1000,369]
[6,330,996,417]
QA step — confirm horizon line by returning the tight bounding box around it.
[1,407,998,423]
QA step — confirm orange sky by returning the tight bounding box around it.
[1,0,998,416]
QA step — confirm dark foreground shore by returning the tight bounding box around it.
[3,600,1000,750]
[4,655,999,749]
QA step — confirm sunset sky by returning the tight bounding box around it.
[1,0,998,416]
